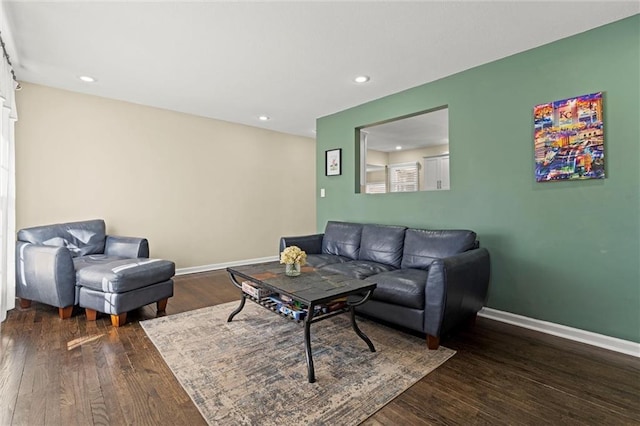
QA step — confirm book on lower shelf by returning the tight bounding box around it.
[325,297,347,312]
[278,304,307,321]
[241,281,274,300]
[268,295,308,320]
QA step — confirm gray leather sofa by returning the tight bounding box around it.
[279,221,490,349]
[16,219,175,326]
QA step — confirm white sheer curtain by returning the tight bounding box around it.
[0,49,18,323]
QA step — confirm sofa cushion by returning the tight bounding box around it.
[306,254,351,269]
[321,221,363,260]
[76,258,175,293]
[18,219,106,258]
[320,260,395,280]
[358,224,406,268]
[365,268,428,310]
[401,229,477,270]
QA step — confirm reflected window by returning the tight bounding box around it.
[389,162,419,192]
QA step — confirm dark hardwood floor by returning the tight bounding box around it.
[1,270,638,425]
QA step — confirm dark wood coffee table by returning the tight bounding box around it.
[226,261,376,383]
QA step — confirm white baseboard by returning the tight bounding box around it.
[175,256,279,276]
[479,307,640,358]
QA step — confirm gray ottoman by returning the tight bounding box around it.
[77,258,175,326]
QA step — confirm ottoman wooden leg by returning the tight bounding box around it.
[85,308,98,321]
[19,298,32,309]
[111,313,127,327]
[157,298,169,313]
[58,306,73,319]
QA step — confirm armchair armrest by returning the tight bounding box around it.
[279,233,324,255]
[15,241,76,308]
[424,248,490,337]
[104,236,149,258]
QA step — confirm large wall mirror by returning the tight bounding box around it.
[357,106,449,194]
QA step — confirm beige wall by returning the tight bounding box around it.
[365,149,388,166]
[15,83,316,269]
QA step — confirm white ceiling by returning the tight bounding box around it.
[3,1,638,138]
[364,107,449,152]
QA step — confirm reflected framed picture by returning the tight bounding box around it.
[325,148,342,176]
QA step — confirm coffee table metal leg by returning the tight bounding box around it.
[227,294,246,322]
[304,307,316,383]
[350,306,376,352]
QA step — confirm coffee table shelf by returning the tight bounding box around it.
[244,292,354,324]
[226,261,377,383]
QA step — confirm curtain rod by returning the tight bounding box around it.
[0,30,21,90]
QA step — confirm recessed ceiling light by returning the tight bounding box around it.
[354,75,370,84]
[78,75,96,83]
[258,115,270,121]
[395,146,402,150]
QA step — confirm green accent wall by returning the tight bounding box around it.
[316,16,640,343]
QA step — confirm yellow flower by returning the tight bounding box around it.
[280,246,307,266]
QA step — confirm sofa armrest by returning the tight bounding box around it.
[15,241,76,308]
[279,233,324,255]
[424,247,490,337]
[104,235,149,258]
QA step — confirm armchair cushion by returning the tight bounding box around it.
[17,219,106,258]
[72,254,127,271]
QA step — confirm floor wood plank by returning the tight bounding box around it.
[1,269,638,425]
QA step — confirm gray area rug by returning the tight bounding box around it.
[141,301,455,425]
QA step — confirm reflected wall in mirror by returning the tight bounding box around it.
[357,106,449,194]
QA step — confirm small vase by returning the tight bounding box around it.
[285,262,301,277]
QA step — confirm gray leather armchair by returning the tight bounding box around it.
[16,219,173,325]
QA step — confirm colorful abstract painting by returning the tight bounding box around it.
[534,92,604,182]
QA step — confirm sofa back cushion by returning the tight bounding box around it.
[17,219,107,258]
[358,224,406,268]
[401,229,477,269]
[321,221,363,260]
